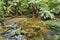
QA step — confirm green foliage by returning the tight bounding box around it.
[45,20,60,30]
[57,37,60,40]
[0,0,60,19]
[39,0,60,19]
[34,25,40,30]
[0,0,5,19]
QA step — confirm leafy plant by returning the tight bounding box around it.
[0,0,60,19]
[0,0,5,19]
[45,20,60,33]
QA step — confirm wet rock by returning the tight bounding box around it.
[20,30,27,35]
[15,29,20,35]
[10,32,15,37]
[55,34,59,40]
[15,35,26,40]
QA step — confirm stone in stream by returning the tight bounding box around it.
[9,37,17,40]
[15,29,21,36]
[10,33,15,37]
[15,35,27,40]
[2,33,10,38]
[20,30,27,35]
[54,34,59,40]
[44,32,59,40]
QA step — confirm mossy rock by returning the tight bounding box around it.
[20,30,27,35]
[0,36,6,40]
[10,25,16,29]
[34,25,40,31]
[10,32,15,37]
[15,29,21,35]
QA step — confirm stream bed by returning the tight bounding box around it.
[0,18,60,40]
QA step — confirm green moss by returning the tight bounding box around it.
[0,36,6,40]
[11,25,16,29]
[57,38,60,40]
[10,32,15,37]
[15,30,21,35]
[34,25,40,31]
[21,30,27,34]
